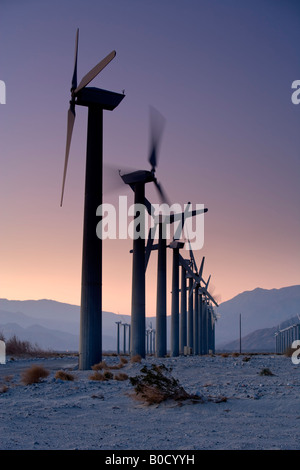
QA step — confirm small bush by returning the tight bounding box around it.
[119,356,128,365]
[21,365,50,385]
[130,354,142,363]
[103,370,113,380]
[214,395,228,403]
[55,370,75,381]
[242,356,251,362]
[89,370,113,381]
[91,360,108,371]
[221,353,229,358]
[130,364,202,405]
[89,371,106,381]
[114,373,128,381]
[6,335,39,356]
[259,367,274,376]
[108,364,122,370]
[0,385,8,394]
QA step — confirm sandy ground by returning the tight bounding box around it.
[0,353,299,450]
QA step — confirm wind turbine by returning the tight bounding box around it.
[119,107,168,358]
[60,29,125,370]
[179,250,218,355]
[169,239,185,356]
[146,203,208,357]
[184,235,205,352]
[188,242,205,355]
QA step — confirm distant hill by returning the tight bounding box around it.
[219,315,300,353]
[215,286,300,347]
[0,285,299,352]
[0,299,151,352]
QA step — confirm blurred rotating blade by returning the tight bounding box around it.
[148,106,166,170]
[74,50,116,94]
[60,105,76,206]
[154,179,169,205]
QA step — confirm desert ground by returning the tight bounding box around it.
[0,352,299,451]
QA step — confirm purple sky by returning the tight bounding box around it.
[0,0,299,317]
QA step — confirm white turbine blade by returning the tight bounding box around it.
[60,106,75,206]
[74,50,116,94]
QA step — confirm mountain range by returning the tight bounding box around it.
[0,285,299,353]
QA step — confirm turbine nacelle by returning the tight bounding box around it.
[120,170,155,186]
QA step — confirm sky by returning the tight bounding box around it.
[0,0,299,318]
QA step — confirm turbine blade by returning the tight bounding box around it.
[186,236,198,274]
[189,281,196,300]
[145,224,157,270]
[198,256,205,279]
[74,50,116,94]
[148,106,165,170]
[154,180,169,205]
[71,28,79,90]
[179,254,200,282]
[173,203,191,240]
[60,105,76,206]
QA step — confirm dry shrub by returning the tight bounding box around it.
[55,370,75,381]
[242,356,251,362]
[91,360,109,371]
[131,354,142,363]
[89,370,113,381]
[6,335,41,356]
[114,372,128,381]
[109,356,129,369]
[259,367,274,376]
[109,362,124,370]
[214,395,228,403]
[21,365,50,385]
[232,352,240,357]
[130,364,202,405]
[103,371,113,380]
[221,353,229,358]
[89,371,106,381]
[0,385,9,394]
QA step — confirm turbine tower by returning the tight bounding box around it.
[179,254,218,354]
[169,239,185,356]
[120,107,167,358]
[144,203,208,357]
[60,29,124,370]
